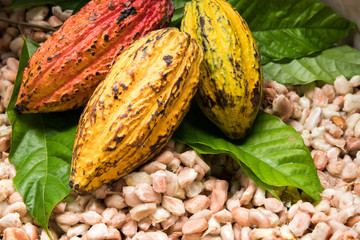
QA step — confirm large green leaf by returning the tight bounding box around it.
[174,106,322,201]
[230,0,355,63]
[11,0,83,10]
[7,37,80,233]
[263,45,360,85]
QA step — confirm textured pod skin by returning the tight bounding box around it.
[181,0,263,139]
[69,28,202,193]
[14,0,174,113]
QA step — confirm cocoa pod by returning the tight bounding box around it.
[181,0,263,139]
[15,0,174,113]
[69,28,203,193]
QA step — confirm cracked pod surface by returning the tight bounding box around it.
[181,0,263,139]
[15,0,174,113]
[69,28,203,193]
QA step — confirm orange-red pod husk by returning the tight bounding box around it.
[15,0,174,113]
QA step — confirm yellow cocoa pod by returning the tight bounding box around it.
[181,0,263,139]
[70,28,203,193]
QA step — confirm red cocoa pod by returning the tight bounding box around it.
[15,0,174,113]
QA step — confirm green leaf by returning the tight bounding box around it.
[169,0,191,27]
[7,37,80,233]
[174,106,322,201]
[263,45,360,85]
[11,0,84,10]
[230,0,355,64]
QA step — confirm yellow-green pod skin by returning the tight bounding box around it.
[181,0,263,139]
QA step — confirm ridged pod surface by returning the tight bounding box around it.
[69,28,202,193]
[14,0,174,113]
[181,0,263,139]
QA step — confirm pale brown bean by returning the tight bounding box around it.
[179,150,197,167]
[323,133,345,148]
[129,203,157,221]
[9,37,23,54]
[306,107,322,129]
[312,150,328,170]
[86,223,108,240]
[21,223,38,240]
[203,216,220,236]
[151,170,167,193]
[334,75,352,95]
[341,162,358,182]
[346,137,360,151]
[239,180,256,206]
[194,154,210,173]
[177,167,198,188]
[181,233,201,240]
[141,161,166,174]
[85,199,105,215]
[220,223,234,240]
[272,94,293,122]
[213,209,232,223]
[347,214,360,227]
[138,217,152,231]
[123,186,143,207]
[165,171,179,197]
[326,160,346,177]
[48,15,63,27]
[26,6,49,21]
[184,195,210,214]
[80,211,102,226]
[162,196,185,216]
[354,183,360,197]
[322,84,335,103]
[331,115,347,131]
[106,227,121,240]
[248,208,271,228]
[66,224,90,238]
[311,212,329,224]
[124,172,151,186]
[240,227,251,240]
[160,214,178,230]
[336,206,356,224]
[2,67,16,82]
[0,212,22,228]
[3,227,30,240]
[135,183,161,203]
[146,231,169,240]
[210,180,228,212]
[182,218,208,235]
[311,222,332,240]
[172,216,188,232]
[121,218,137,237]
[288,211,311,237]
[55,212,81,226]
[0,34,12,51]
[30,31,46,43]
[231,207,251,227]
[313,87,328,107]
[104,194,127,209]
[185,180,203,198]
[107,212,126,229]
[52,200,66,213]
[250,229,276,240]
[263,198,283,213]
[268,80,288,95]
[2,202,27,217]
